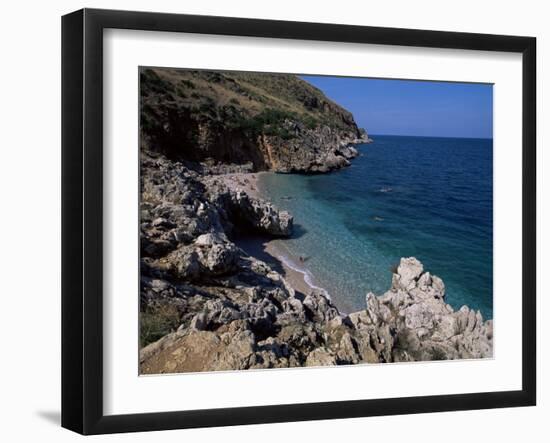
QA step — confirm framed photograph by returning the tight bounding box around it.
[62,8,536,434]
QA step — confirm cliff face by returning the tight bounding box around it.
[140,68,370,173]
[139,153,492,374]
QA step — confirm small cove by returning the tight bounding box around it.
[258,135,493,319]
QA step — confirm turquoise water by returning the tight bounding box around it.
[259,135,493,319]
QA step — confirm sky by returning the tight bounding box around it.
[301,75,493,139]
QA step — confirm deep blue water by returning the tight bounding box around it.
[259,135,493,319]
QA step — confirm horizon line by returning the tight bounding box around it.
[368,133,493,140]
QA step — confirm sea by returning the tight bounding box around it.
[258,135,493,319]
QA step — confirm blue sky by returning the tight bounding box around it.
[301,75,493,138]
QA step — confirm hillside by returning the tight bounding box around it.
[140,68,370,173]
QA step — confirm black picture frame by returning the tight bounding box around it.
[61,8,537,435]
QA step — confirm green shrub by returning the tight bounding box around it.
[140,69,175,95]
[303,115,318,130]
[140,303,182,347]
[179,79,196,89]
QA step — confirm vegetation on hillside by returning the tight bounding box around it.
[140,68,356,137]
[139,67,363,170]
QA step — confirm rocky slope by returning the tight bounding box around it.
[140,68,371,173]
[139,152,493,374]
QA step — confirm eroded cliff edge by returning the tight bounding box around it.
[140,68,371,173]
[139,154,493,374]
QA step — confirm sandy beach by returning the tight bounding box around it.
[202,171,263,199]
[235,235,317,298]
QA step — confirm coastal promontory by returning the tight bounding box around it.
[140,68,370,173]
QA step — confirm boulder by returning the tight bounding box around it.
[393,257,424,290]
[303,290,339,322]
[194,234,239,275]
[231,190,293,236]
[305,348,337,367]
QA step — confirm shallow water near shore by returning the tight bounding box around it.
[258,135,493,319]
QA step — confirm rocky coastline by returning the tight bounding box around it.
[139,68,492,374]
[139,152,493,374]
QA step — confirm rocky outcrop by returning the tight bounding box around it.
[140,68,371,174]
[256,123,367,173]
[206,184,293,236]
[140,153,293,262]
[348,258,493,362]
